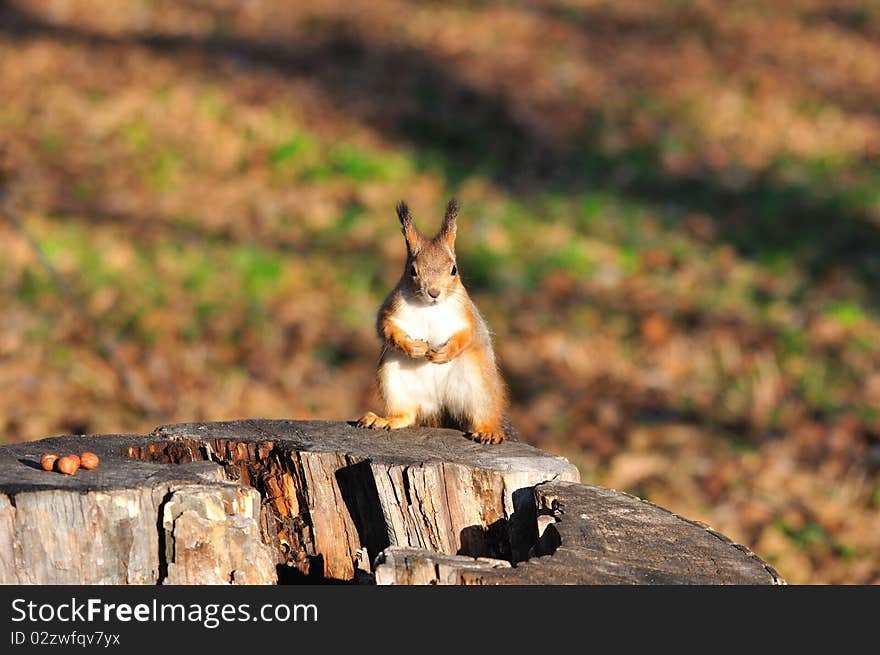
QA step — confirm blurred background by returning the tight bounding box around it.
[1,0,879,583]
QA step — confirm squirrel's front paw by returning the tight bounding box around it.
[357,412,415,430]
[425,343,453,364]
[403,337,430,358]
[357,412,383,429]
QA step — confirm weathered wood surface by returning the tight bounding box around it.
[0,433,275,584]
[0,419,579,584]
[374,481,785,585]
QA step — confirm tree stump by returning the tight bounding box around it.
[0,419,783,584]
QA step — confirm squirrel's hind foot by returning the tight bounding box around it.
[468,428,506,444]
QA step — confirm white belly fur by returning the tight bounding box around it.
[380,352,487,423]
[380,297,487,422]
[389,295,469,348]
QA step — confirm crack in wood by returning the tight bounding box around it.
[155,487,174,585]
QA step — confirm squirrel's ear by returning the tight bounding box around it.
[438,198,458,247]
[396,201,422,254]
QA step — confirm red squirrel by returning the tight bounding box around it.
[357,199,509,443]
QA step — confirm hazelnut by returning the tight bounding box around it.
[80,452,99,470]
[40,453,59,472]
[56,455,80,475]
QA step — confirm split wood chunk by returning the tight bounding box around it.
[374,547,511,585]
[0,433,273,584]
[143,420,581,580]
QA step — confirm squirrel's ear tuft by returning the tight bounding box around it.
[396,201,422,254]
[438,198,458,247]
[396,201,411,226]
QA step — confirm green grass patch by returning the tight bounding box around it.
[182,255,215,293]
[270,133,315,168]
[328,144,389,181]
[148,149,182,191]
[824,301,865,328]
[16,268,54,303]
[458,244,509,293]
[578,192,615,227]
[779,328,807,356]
[777,521,829,550]
[544,242,598,277]
[231,244,284,299]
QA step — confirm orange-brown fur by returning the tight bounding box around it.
[357,199,509,444]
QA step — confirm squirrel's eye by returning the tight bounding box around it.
[451,265,457,276]
[410,264,417,277]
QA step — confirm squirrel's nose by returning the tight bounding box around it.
[428,288,441,299]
